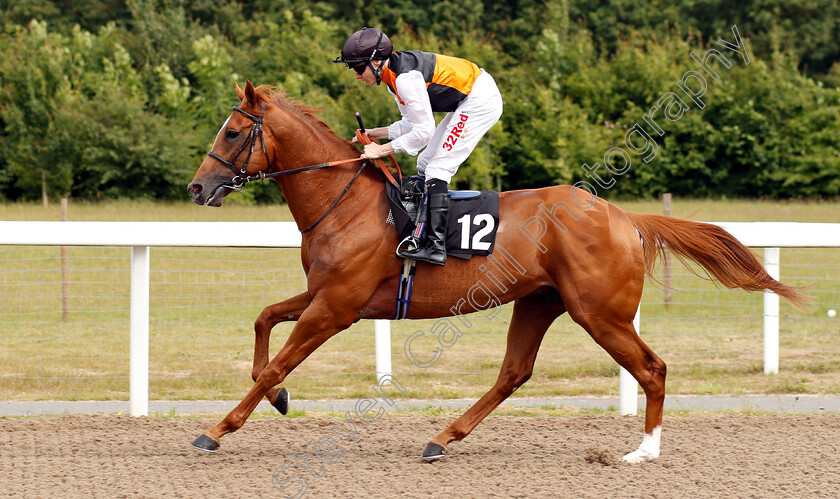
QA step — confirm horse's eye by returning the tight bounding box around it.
[225,130,239,140]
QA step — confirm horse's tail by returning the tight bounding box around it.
[625,213,807,309]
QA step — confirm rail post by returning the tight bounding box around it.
[763,247,781,374]
[375,319,392,381]
[619,304,642,415]
[130,246,150,416]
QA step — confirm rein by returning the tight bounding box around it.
[206,104,406,233]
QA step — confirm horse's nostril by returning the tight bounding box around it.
[189,183,202,194]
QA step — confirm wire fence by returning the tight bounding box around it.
[1,245,838,401]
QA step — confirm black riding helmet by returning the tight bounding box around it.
[332,27,393,85]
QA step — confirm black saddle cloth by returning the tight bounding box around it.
[386,176,500,259]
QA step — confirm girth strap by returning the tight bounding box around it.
[394,257,417,319]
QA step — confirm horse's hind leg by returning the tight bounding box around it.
[576,313,666,463]
[252,291,312,411]
[423,292,565,459]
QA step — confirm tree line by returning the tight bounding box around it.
[1,0,838,203]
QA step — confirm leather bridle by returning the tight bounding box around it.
[207,103,272,190]
[205,103,403,233]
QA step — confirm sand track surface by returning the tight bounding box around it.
[2,414,839,498]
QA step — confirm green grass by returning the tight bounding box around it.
[1,198,838,402]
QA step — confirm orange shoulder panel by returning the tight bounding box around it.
[431,54,481,96]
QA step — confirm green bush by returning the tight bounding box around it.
[1,1,838,202]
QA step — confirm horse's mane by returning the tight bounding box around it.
[252,85,357,155]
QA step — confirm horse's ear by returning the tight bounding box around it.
[244,80,257,104]
[235,81,245,101]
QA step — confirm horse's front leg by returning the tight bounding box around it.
[252,292,312,410]
[192,295,360,451]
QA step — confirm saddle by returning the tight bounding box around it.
[386,175,500,260]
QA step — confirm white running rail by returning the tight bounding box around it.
[1,220,838,416]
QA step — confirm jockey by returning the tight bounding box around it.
[333,27,503,266]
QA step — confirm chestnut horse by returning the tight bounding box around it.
[187,81,803,462]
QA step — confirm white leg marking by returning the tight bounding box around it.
[620,425,661,463]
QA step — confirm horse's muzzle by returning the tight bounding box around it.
[187,181,225,207]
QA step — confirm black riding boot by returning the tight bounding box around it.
[400,180,449,266]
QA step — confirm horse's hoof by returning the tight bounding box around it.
[421,442,447,461]
[192,434,220,452]
[272,387,290,415]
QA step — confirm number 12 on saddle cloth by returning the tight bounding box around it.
[385,175,500,260]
